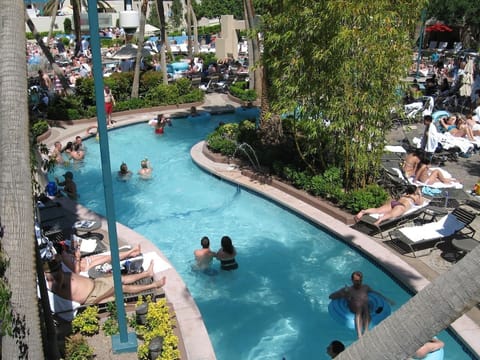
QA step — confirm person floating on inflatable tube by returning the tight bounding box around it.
[329,271,395,338]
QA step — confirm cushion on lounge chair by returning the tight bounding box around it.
[389,207,476,257]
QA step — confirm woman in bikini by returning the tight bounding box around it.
[401,151,422,178]
[414,158,456,185]
[354,185,423,226]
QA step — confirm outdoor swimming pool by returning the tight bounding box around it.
[51,114,473,359]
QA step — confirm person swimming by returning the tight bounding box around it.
[118,162,132,180]
[138,158,152,179]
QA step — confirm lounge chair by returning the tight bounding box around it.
[388,207,477,257]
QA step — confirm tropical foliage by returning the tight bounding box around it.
[193,0,244,20]
[259,0,427,190]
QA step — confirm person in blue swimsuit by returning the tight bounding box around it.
[354,185,423,226]
[215,236,238,270]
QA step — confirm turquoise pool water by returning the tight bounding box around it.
[51,114,473,359]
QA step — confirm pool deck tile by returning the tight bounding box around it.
[43,93,480,359]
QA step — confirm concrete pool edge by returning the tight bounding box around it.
[191,140,480,359]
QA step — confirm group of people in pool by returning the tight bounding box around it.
[118,158,153,180]
[51,136,86,164]
[327,271,444,359]
[193,235,238,272]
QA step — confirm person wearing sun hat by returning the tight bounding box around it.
[55,171,78,200]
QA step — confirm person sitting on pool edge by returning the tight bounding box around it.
[193,236,216,271]
[329,271,394,339]
[354,185,423,226]
[138,158,152,179]
[215,236,238,270]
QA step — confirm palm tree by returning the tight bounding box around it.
[185,0,192,58]
[243,0,261,94]
[45,0,59,42]
[338,247,480,359]
[156,0,169,85]
[1,0,44,358]
[132,0,149,98]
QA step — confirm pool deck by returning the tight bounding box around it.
[43,93,480,359]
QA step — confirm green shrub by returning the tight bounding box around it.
[178,89,204,104]
[174,77,193,96]
[72,306,99,336]
[237,119,258,145]
[308,167,344,202]
[229,81,257,102]
[145,84,179,105]
[64,18,72,34]
[31,120,49,138]
[140,71,164,93]
[115,98,151,112]
[65,333,94,360]
[342,184,388,214]
[47,96,86,120]
[206,123,239,155]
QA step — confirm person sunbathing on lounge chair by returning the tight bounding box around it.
[401,151,422,178]
[59,243,142,274]
[414,159,457,185]
[354,185,423,226]
[44,257,166,305]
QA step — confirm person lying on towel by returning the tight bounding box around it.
[354,185,423,226]
[43,257,166,305]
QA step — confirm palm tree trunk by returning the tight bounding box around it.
[47,0,60,43]
[25,11,72,94]
[72,0,82,56]
[338,247,480,359]
[185,0,192,58]
[1,0,44,358]
[243,0,261,95]
[131,0,149,98]
[190,5,199,54]
[156,0,168,85]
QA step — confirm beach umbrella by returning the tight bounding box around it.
[459,58,474,97]
[425,23,452,32]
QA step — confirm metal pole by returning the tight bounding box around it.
[415,9,427,79]
[86,0,137,353]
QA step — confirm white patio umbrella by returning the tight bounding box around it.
[110,44,152,60]
[459,58,474,97]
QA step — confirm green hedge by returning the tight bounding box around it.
[48,72,204,120]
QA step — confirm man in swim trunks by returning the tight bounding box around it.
[329,271,394,338]
[194,236,216,270]
[354,185,423,226]
[44,257,166,305]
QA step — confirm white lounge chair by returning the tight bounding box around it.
[389,207,476,257]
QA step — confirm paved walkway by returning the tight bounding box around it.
[43,93,480,359]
